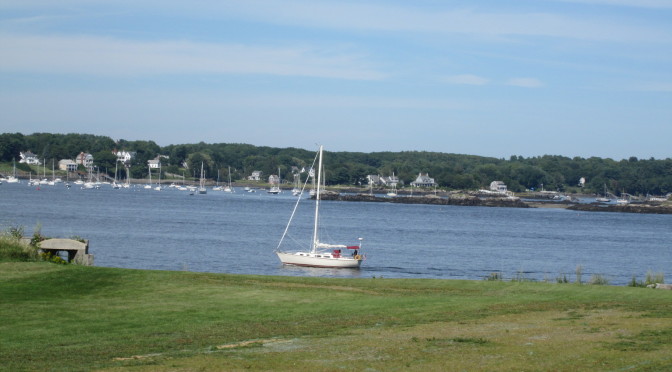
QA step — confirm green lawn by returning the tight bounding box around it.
[2,261,671,371]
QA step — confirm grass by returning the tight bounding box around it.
[1,262,672,371]
[0,234,37,262]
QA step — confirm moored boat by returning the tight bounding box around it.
[275,145,364,269]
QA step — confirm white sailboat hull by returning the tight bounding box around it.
[276,252,362,268]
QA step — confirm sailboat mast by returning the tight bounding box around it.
[311,145,323,253]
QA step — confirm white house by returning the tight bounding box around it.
[58,159,78,172]
[19,151,41,165]
[248,171,263,181]
[489,181,508,193]
[367,175,383,186]
[76,152,94,168]
[148,158,161,169]
[411,173,435,188]
[367,174,401,187]
[382,174,399,187]
[115,150,136,163]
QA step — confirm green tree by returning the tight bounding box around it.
[93,151,118,176]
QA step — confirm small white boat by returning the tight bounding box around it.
[276,145,364,269]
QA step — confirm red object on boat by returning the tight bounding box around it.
[347,246,359,249]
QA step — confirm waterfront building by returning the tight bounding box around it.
[19,151,41,165]
[58,159,78,172]
[411,173,435,188]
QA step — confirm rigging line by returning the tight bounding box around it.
[275,147,320,252]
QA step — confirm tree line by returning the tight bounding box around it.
[1,132,671,196]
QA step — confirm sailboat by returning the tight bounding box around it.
[292,173,301,196]
[213,169,223,191]
[308,167,316,197]
[7,159,19,183]
[276,145,364,268]
[154,163,162,191]
[144,165,152,189]
[223,166,234,192]
[39,161,49,185]
[111,161,120,189]
[198,162,207,194]
[268,167,281,194]
[595,184,611,203]
[386,173,398,197]
[47,160,56,186]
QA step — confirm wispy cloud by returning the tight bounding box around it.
[506,78,544,88]
[216,1,672,43]
[547,0,672,9]
[443,74,490,86]
[3,1,669,44]
[0,33,385,80]
[629,82,672,92]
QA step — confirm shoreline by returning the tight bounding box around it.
[320,191,672,214]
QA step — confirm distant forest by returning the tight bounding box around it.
[1,132,671,196]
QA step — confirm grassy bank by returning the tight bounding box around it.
[1,261,671,371]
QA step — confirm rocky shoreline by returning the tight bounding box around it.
[318,191,672,214]
[319,191,530,208]
[567,203,672,214]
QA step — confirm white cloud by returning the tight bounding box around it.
[443,74,490,86]
[506,78,544,88]
[0,33,385,80]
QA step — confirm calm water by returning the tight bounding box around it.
[1,182,670,285]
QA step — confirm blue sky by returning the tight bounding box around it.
[1,0,671,159]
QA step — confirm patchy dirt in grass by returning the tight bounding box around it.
[103,309,672,371]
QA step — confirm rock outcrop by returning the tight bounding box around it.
[318,192,530,208]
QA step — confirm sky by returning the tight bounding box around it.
[1,0,671,160]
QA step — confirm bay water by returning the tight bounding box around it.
[1,182,670,285]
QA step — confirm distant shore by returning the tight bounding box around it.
[319,191,672,214]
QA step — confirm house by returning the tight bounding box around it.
[148,157,161,169]
[381,174,400,187]
[115,150,136,163]
[367,175,383,186]
[19,151,41,165]
[268,174,280,184]
[76,152,94,168]
[411,173,435,188]
[248,171,263,181]
[489,181,507,193]
[367,174,401,187]
[58,159,78,172]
